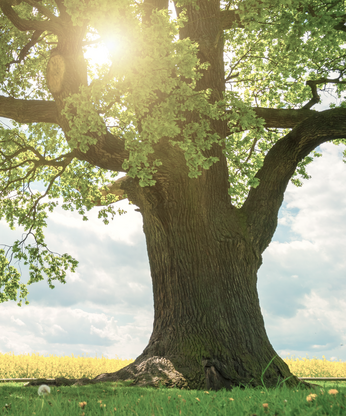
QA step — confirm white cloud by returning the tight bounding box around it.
[10,316,25,326]
[0,303,152,360]
[47,199,143,247]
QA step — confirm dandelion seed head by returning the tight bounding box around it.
[38,384,51,396]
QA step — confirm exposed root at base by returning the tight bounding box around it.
[22,356,322,393]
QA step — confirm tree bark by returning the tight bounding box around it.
[30,175,320,392]
[105,180,302,392]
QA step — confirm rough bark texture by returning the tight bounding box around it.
[2,0,345,394]
[78,176,321,393]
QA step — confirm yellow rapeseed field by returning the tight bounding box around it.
[0,352,345,380]
[0,351,135,379]
[283,354,346,378]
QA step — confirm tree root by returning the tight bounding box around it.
[23,356,323,393]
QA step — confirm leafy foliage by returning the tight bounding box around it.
[0,0,345,304]
[222,0,346,205]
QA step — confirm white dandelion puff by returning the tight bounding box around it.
[38,384,51,396]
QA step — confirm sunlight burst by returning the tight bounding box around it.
[84,34,128,70]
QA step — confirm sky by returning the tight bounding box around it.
[0,4,346,372]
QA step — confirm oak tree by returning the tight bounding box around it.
[0,0,346,391]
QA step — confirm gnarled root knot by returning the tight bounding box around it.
[24,357,189,389]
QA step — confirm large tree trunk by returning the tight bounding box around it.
[29,176,320,392]
[83,178,318,392]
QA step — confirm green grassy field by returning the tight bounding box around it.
[1,352,346,415]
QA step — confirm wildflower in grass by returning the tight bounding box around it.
[306,388,338,403]
[79,401,87,409]
[38,385,50,396]
[306,393,317,402]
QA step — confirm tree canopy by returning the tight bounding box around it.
[0,0,345,306]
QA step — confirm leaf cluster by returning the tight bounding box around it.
[62,7,227,187]
[0,121,123,305]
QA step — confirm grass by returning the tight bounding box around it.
[0,353,346,415]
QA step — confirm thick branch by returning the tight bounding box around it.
[302,80,320,109]
[0,96,131,187]
[332,11,346,32]
[78,175,130,206]
[240,107,346,254]
[226,107,317,131]
[142,0,168,25]
[0,96,59,124]
[0,95,129,172]
[221,9,244,30]
[53,0,70,21]
[252,107,317,129]
[6,29,43,69]
[334,19,346,32]
[0,0,61,34]
[22,0,59,22]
